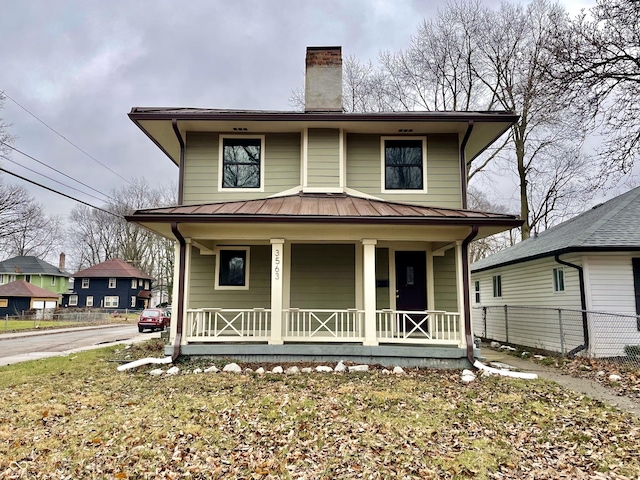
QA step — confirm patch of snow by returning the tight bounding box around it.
[117,356,172,371]
[334,361,347,372]
[316,365,333,373]
[533,354,546,360]
[474,360,537,380]
[609,374,622,382]
[149,369,163,376]
[204,365,219,373]
[393,366,405,375]
[166,366,180,375]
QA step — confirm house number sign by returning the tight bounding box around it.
[274,248,281,280]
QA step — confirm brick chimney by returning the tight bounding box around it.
[59,252,66,271]
[304,46,342,112]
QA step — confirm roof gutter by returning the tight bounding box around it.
[170,222,187,362]
[460,121,474,209]
[462,225,479,365]
[171,119,185,204]
[554,254,589,357]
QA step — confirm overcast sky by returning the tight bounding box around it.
[0,0,611,221]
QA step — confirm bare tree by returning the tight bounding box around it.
[549,0,640,177]
[0,93,15,156]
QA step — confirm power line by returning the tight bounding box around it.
[0,165,122,218]
[1,153,109,204]
[1,141,114,203]
[0,89,134,186]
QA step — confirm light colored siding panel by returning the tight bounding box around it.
[188,245,271,309]
[183,132,300,204]
[290,244,355,309]
[346,133,462,208]
[433,249,458,312]
[307,129,340,188]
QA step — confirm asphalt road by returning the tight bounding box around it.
[0,325,160,366]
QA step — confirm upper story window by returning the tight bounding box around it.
[108,278,117,288]
[51,276,56,286]
[381,137,427,192]
[131,279,137,289]
[219,136,265,190]
[81,278,90,289]
[553,267,565,292]
[492,275,502,298]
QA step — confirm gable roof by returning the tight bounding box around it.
[472,186,640,272]
[0,256,69,277]
[73,258,153,280]
[0,280,61,298]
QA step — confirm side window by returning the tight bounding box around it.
[82,278,90,289]
[132,279,137,289]
[215,247,250,290]
[69,295,78,306]
[492,275,502,298]
[553,267,565,292]
[108,278,117,289]
[145,280,149,290]
[474,280,481,304]
[381,137,427,192]
[86,296,93,307]
[219,136,264,190]
[51,276,56,286]
[131,296,136,308]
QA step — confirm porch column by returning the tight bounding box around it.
[270,238,285,345]
[454,241,466,347]
[362,239,378,346]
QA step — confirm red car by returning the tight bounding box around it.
[137,308,171,333]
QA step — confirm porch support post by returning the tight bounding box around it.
[454,241,465,347]
[270,238,285,345]
[362,239,378,346]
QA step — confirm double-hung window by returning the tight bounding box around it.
[492,275,502,298]
[553,267,565,292]
[215,247,250,290]
[219,136,264,190]
[474,281,481,304]
[108,278,116,289]
[81,278,90,289]
[381,137,427,192]
[104,296,119,308]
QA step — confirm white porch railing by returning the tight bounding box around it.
[376,309,461,345]
[186,308,271,342]
[283,309,365,342]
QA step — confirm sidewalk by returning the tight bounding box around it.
[0,323,132,341]
[479,346,640,418]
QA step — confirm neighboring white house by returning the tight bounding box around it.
[471,186,640,358]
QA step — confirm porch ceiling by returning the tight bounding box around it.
[126,193,522,241]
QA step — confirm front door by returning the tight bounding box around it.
[395,251,427,334]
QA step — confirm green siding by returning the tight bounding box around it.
[290,244,355,309]
[9,274,68,298]
[183,132,300,204]
[376,247,390,309]
[346,133,462,208]
[188,245,271,309]
[307,129,340,188]
[433,249,458,311]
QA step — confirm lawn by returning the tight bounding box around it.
[0,341,639,479]
[0,319,81,332]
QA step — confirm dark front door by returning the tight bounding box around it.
[395,251,427,334]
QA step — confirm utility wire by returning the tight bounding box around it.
[1,153,109,204]
[0,89,134,186]
[1,141,114,203]
[0,165,122,218]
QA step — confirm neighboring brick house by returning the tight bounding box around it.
[64,258,153,311]
[125,46,522,367]
[0,254,70,303]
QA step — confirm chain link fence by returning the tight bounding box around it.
[473,305,640,369]
[1,309,138,332]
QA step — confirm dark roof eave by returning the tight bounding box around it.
[471,245,640,273]
[125,213,523,228]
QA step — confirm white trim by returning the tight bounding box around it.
[104,296,119,308]
[433,243,455,256]
[380,136,428,194]
[302,128,309,187]
[339,128,345,188]
[268,185,303,198]
[81,278,89,289]
[269,239,285,345]
[355,242,363,310]
[108,277,117,289]
[218,134,265,192]
[343,187,383,201]
[389,248,397,311]
[86,296,93,307]
[362,239,378,346]
[69,294,78,306]
[192,240,215,255]
[302,186,344,194]
[552,266,565,293]
[214,246,251,291]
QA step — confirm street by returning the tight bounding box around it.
[0,325,160,366]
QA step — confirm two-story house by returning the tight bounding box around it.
[126,46,522,367]
[65,258,153,311]
[0,254,70,301]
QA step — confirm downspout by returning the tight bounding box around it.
[171,119,185,204]
[462,225,479,365]
[554,254,589,357]
[460,121,474,209]
[171,222,186,362]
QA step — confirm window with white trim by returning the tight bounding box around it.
[215,247,250,290]
[144,280,149,290]
[81,278,89,289]
[108,278,116,288]
[219,135,264,190]
[131,296,136,308]
[104,296,119,308]
[492,275,502,298]
[69,295,78,306]
[553,267,565,292]
[131,279,137,289]
[86,296,93,307]
[0,275,5,285]
[381,137,427,192]
[474,281,481,304]
[51,276,56,286]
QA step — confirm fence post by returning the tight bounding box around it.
[4,314,7,332]
[558,309,565,356]
[483,306,487,338]
[504,305,509,343]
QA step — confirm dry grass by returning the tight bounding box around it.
[0,342,639,479]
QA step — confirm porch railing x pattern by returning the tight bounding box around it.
[185,308,461,345]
